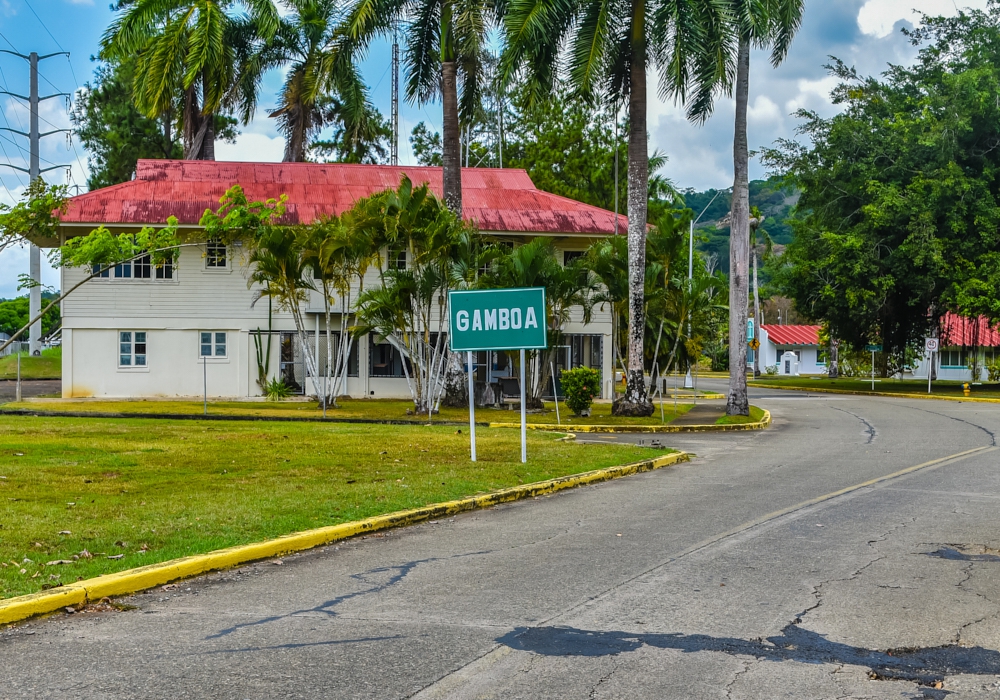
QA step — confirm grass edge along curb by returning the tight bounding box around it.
[489,408,771,433]
[0,451,690,627]
[750,382,1000,405]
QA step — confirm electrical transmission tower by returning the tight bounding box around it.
[391,29,399,166]
[0,50,72,356]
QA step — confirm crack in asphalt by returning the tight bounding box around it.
[205,550,491,640]
[830,407,878,444]
[723,659,754,698]
[898,405,997,447]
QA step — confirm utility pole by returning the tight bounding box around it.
[685,189,725,388]
[0,50,72,356]
[390,31,399,166]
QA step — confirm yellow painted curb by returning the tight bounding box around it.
[0,451,690,627]
[750,383,1000,404]
[489,409,771,434]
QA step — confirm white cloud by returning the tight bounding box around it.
[216,132,286,162]
[64,0,94,5]
[857,0,990,38]
[1,0,15,16]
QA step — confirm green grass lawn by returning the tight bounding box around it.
[750,376,1000,399]
[0,347,61,380]
[4,397,695,426]
[0,415,671,599]
[715,405,767,425]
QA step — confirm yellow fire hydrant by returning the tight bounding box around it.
[963,382,971,397]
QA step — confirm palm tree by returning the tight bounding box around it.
[342,0,499,213]
[102,0,279,160]
[686,0,804,415]
[749,205,771,376]
[230,0,378,162]
[501,0,728,416]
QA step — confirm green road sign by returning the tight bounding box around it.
[865,344,882,352]
[449,287,547,351]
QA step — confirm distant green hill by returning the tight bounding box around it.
[681,178,798,274]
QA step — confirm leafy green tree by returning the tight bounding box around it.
[763,5,1000,369]
[101,0,278,160]
[310,97,393,164]
[409,122,443,166]
[0,295,60,340]
[501,0,728,415]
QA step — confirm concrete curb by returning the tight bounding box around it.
[0,451,690,627]
[489,409,771,433]
[0,408,475,427]
[750,383,1000,404]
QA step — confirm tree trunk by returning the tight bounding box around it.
[441,60,462,214]
[828,337,839,379]
[727,37,751,417]
[612,0,653,417]
[752,247,761,377]
[182,86,202,159]
[282,103,309,162]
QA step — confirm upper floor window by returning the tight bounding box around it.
[563,251,585,266]
[206,241,227,269]
[388,247,407,270]
[92,254,172,280]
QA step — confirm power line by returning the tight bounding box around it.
[21,1,80,88]
[0,30,19,54]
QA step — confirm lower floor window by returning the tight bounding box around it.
[940,348,966,368]
[119,331,147,367]
[200,331,227,357]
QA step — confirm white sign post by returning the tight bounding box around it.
[449,287,548,464]
[925,338,939,394]
[467,351,477,461]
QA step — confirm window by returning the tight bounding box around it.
[370,335,411,377]
[940,347,967,368]
[119,331,147,367]
[206,241,227,268]
[200,331,227,357]
[563,251,585,266]
[92,254,172,280]
[388,247,407,270]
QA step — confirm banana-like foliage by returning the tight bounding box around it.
[101,0,279,160]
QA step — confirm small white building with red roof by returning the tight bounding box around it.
[757,324,826,375]
[53,160,624,400]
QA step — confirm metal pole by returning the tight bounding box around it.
[391,30,399,166]
[203,354,208,415]
[928,352,933,394]
[28,52,41,357]
[467,351,476,461]
[871,350,875,391]
[551,361,560,425]
[520,348,527,463]
[15,351,21,402]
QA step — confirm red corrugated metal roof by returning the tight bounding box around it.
[60,160,629,236]
[940,313,1000,347]
[762,325,821,346]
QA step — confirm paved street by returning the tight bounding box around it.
[4,384,1000,698]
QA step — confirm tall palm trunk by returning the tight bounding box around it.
[182,83,216,160]
[727,37,750,416]
[615,0,652,416]
[752,246,761,377]
[440,4,462,214]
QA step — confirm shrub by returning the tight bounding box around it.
[560,367,601,416]
[987,358,1000,383]
[764,364,778,376]
[265,378,293,401]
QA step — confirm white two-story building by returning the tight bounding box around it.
[55,160,622,400]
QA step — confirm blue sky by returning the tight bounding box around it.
[0,0,990,296]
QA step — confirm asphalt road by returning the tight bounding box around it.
[4,383,1000,699]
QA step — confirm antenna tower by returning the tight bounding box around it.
[391,29,399,166]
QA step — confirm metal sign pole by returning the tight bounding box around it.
[928,352,933,394]
[871,350,875,391]
[15,351,21,403]
[520,348,527,464]
[551,361,560,425]
[467,351,477,461]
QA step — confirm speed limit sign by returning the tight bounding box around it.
[925,337,939,353]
